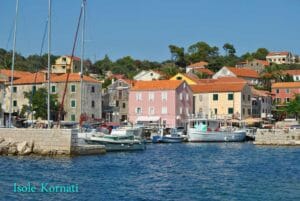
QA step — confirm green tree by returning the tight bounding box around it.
[168,45,187,67]
[187,41,219,63]
[223,43,236,57]
[23,88,59,120]
[93,55,113,75]
[253,48,269,60]
[285,94,300,120]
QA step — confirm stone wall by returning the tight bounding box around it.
[0,128,78,154]
[254,129,300,145]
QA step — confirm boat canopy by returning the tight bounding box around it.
[136,116,161,122]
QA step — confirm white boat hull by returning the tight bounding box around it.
[188,129,246,142]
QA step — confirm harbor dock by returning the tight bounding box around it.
[254,129,300,146]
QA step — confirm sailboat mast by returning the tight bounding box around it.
[8,0,19,128]
[80,0,86,116]
[47,0,51,128]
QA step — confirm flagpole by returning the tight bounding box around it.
[8,0,19,128]
[47,0,51,128]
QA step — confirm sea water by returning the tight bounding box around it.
[0,143,299,201]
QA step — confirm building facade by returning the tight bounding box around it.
[102,79,132,123]
[212,66,260,85]
[1,71,101,124]
[266,52,295,64]
[133,70,164,81]
[272,82,300,105]
[251,88,273,118]
[128,80,193,128]
[191,82,252,120]
[51,55,82,73]
[236,59,270,73]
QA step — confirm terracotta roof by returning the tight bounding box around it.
[65,55,81,61]
[256,60,270,66]
[52,74,99,83]
[214,77,247,83]
[119,78,136,86]
[188,61,208,68]
[194,68,214,75]
[251,87,271,97]
[183,73,201,83]
[0,69,32,78]
[12,72,99,84]
[272,82,300,89]
[110,74,125,80]
[283,70,300,75]
[226,67,259,78]
[131,80,184,91]
[267,52,290,57]
[191,82,246,93]
[196,77,246,85]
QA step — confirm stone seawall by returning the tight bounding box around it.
[254,129,300,145]
[0,128,77,155]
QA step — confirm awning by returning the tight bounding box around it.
[136,116,161,122]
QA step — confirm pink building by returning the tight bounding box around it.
[128,80,193,128]
[272,82,300,105]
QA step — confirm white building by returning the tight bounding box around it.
[266,51,295,64]
[133,70,164,81]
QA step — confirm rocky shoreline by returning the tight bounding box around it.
[0,137,67,156]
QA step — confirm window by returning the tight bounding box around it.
[62,57,67,62]
[276,89,279,94]
[243,94,245,101]
[286,89,290,93]
[213,94,218,101]
[176,76,182,80]
[149,92,154,101]
[149,107,154,115]
[71,85,76,93]
[136,107,142,114]
[13,100,17,107]
[180,93,183,100]
[71,114,76,121]
[228,108,234,114]
[116,100,119,107]
[62,65,66,69]
[91,114,95,119]
[161,107,167,114]
[242,108,245,115]
[199,95,202,101]
[91,100,95,108]
[32,86,36,93]
[248,109,251,115]
[13,87,17,93]
[276,98,281,103]
[161,92,167,101]
[136,93,142,101]
[248,95,251,101]
[228,93,233,100]
[214,108,218,114]
[119,90,122,99]
[150,73,153,76]
[122,103,126,108]
[91,86,95,93]
[285,98,290,103]
[51,85,56,93]
[186,94,189,101]
[71,100,76,108]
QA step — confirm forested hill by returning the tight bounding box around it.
[1,41,299,79]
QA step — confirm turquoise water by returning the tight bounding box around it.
[0,143,299,201]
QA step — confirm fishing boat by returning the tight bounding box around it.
[84,133,146,151]
[151,128,184,143]
[187,118,246,142]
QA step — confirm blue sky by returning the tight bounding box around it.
[0,0,299,62]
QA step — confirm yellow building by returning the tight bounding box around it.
[191,79,252,120]
[169,73,200,85]
[51,55,82,73]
